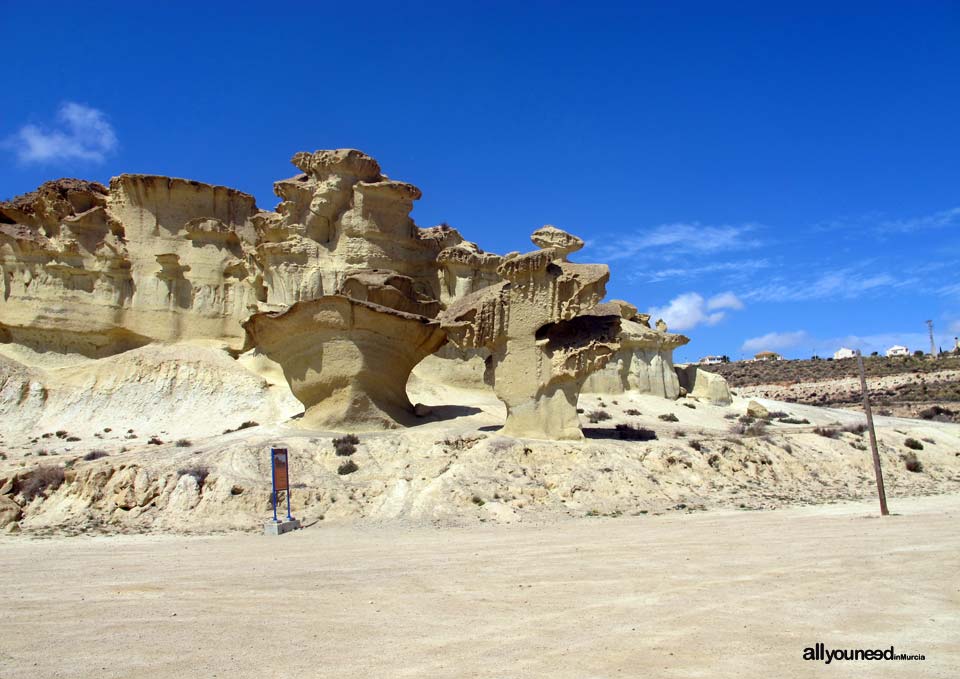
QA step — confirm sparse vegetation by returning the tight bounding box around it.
[19,465,65,501]
[66,436,81,442]
[223,420,260,434]
[614,424,657,441]
[587,409,611,423]
[83,450,108,461]
[658,413,679,422]
[55,430,68,439]
[902,452,923,473]
[731,419,768,437]
[337,460,359,475]
[334,434,359,456]
[175,439,193,448]
[813,427,839,439]
[688,440,703,451]
[471,495,485,506]
[624,408,641,416]
[148,437,163,445]
[904,437,924,451]
[177,465,210,488]
[842,423,867,435]
[777,417,810,425]
[682,403,696,409]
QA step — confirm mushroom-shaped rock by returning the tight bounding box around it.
[531,225,584,260]
[440,230,620,440]
[242,296,446,430]
[582,312,690,398]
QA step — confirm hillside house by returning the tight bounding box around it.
[886,345,909,357]
[833,347,857,360]
[754,351,783,361]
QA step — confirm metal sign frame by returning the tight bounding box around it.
[270,448,294,523]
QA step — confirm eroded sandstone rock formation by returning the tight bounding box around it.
[581,300,690,399]
[440,227,621,440]
[0,149,717,441]
[242,273,446,430]
[0,150,496,358]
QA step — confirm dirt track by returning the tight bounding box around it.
[2,494,958,678]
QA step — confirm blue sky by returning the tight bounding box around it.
[2,2,958,361]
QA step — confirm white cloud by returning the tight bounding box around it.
[6,102,117,164]
[637,258,771,283]
[706,291,743,311]
[743,267,911,303]
[741,331,811,354]
[648,291,743,331]
[591,222,761,262]
[880,207,960,233]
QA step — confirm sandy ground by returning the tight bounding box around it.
[2,494,958,678]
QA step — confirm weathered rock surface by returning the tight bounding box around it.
[440,228,621,440]
[0,151,496,358]
[242,284,447,430]
[582,300,689,399]
[675,365,733,405]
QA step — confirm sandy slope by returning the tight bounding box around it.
[1,494,957,678]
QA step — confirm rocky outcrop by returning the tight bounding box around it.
[440,228,621,440]
[242,272,447,430]
[674,364,733,405]
[0,151,497,358]
[582,300,689,399]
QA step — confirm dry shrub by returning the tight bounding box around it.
[19,465,65,501]
[83,450,108,461]
[842,423,867,435]
[625,409,641,416]
[333,434,359,456]
[614,424,657,441]
[688,440,703,452]
[587,410,611,424]
[337,460,359,475]
[175,439,193,448]
[777,417,810,425]
[904,438,924,451]
[177,465,210,488]
[813,427,839,439]
[658,413,679,422]
[902,452,923,473]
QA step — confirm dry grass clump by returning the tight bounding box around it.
[334,434,359,456]
[83,450,108,461]
[19,465,65,501]
[614,424,657,441]
[177,465,210,488]
[813,427,839,439]
[777,417,810,425]
[223,420,259,434]
[624,408,641,416]
[587,410,611,423]
[148,436,163,445]
[337,460,359,475]
[658,413,679,422]
[688,440,703,451]
[842,423,867,435]
[902,451,923,473]
[175,439,193,448]
[731,419,768,437]
[904,437,924,451]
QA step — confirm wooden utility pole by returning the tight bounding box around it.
[856,350,889,516]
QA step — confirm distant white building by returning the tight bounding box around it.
[886,345,909,357]
[833,347,857,360]
[698,355,724,365]
[754,351,783,361]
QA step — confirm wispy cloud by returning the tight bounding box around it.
[636,258,771,283]
[590,222,762,262]
[741,330,810,354]
[879,207,960,233]
[5,102,117,164]
[743,266,912,303]
[648,291,743,332]
[817,206,960,235]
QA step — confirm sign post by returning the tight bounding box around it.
[265,447,301,535]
